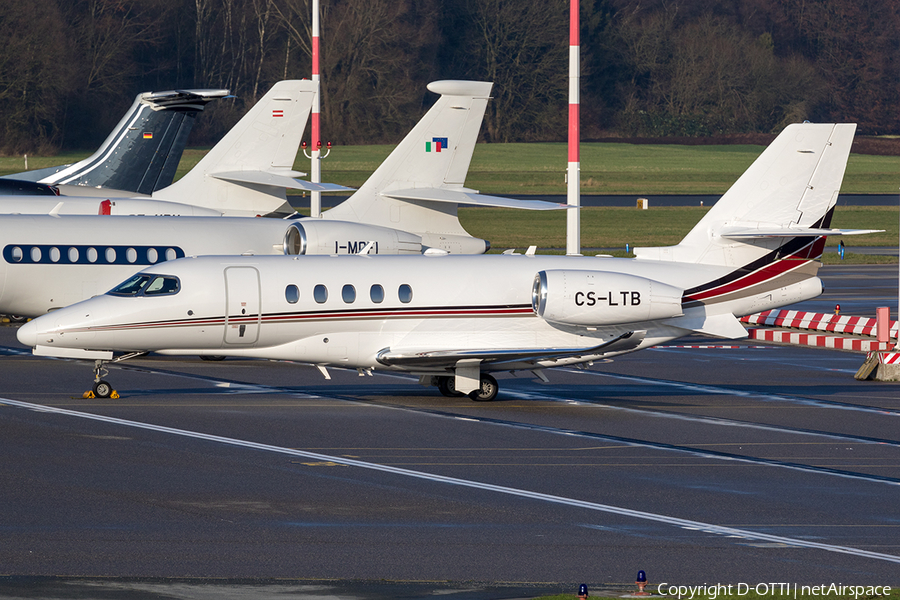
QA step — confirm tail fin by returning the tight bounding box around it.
[635,123,858,266]
[154,80,332,216]
[325,81,530,247]
[25,89,228,195]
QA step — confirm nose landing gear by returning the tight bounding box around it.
[87,359,116,399]
[82,352,146,399]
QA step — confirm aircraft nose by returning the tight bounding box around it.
[16,319,37,348]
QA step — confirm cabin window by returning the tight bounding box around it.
[105,247,117,263]
[370,284,384,303]
[285,284,300,304]
[314,284,328,304]
[165,248,177,261]
[10,247,22,262]
[86,247,98,263]
[144,276,180,295]
[68,247,79,262]
[147,248,158,263]
[399,284,413,303]
[49,247,60,263]
[30,247,41,262]
[126,248,138,263]
[342,284,356,303]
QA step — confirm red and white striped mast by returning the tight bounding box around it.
[566,0,581,255]
[310,0,322,218]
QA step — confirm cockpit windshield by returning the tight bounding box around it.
[108,274,180,297]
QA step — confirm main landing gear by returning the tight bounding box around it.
[435,374,499,402]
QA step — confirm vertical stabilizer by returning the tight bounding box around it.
[153,80,317,216]
[324,81,493,237]
[635,123,857,266]
[28,90,229,195]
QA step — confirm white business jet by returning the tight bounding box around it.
[0,88,229,197]
[18,123,878,400]
[0,80,561,317]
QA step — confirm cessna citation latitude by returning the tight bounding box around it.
[0,80,561,318]
[19,123,879,400]
[0,88,228,198]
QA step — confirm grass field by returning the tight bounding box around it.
[2,141,898,195]
[458,205,896,259]
[1,143,896,263]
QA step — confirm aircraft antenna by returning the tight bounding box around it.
[566,0,581,255]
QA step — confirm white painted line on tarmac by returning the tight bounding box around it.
[2,396,899,565]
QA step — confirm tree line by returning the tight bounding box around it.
[1,0,897,154]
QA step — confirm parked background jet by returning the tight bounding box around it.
[0,89,229,197]
[0,80,563,318]
[0,80,347,217]
[18,123,879,400]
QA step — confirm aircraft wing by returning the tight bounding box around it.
[383,188,569,211]
[376,331,645,368]
[719,226,883,239]
[211,171,354,192]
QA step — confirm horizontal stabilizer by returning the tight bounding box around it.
[663,312,748,339]
[376,331,645,368]
[719,226,883,239]
[212,171,353,193]
[34,345,113,360]
[383,188,568,210]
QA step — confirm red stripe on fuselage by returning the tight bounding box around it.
[683,243,818,304]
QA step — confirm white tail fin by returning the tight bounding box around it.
[3,89,228,195]
[635,123,857,267]
[153,80,319,216]
[324,81,495,239]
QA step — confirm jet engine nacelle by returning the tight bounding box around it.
[283,220,423,255]
[532,270,684,326]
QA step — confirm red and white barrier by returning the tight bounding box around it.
[746,328,896,352]
[741,309,898,338]
[875,352,900,365]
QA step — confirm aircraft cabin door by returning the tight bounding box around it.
[224,266,261,344]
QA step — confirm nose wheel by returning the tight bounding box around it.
[92,379,113,399]
[87,359,117,399]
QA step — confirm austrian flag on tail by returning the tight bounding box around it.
[272,109,284,117]
[425,137,448,152]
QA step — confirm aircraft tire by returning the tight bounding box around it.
[93,380,113,399]
[200,355,226,361]
[437,376,465,397]
[468,374,498,402]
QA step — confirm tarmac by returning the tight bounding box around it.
[1,264,898,599]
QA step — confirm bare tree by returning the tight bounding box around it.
[273,0,441,143]
[0,0,72,153]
